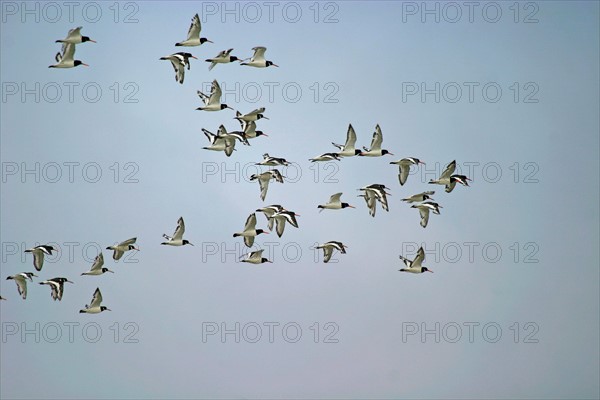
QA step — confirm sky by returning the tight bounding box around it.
[1,1,599,399]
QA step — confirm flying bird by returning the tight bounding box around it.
[196,80,233,111]
[6,273,37,300]
[250,169,284,201]
[399,247,433,273]
[160,52,197,84]
[55,27,96,44]
[235,107,269,122]
[241,249,272,264]
[81,253,114,276]
[256,205,284,231]
[315,241,347,263]
[161,217,193,246]
[269,210,300,237]
[39,277,73,301]
[332,124,360,157]
[240,46,278,68]
[49,43,88,68]
[402,191,435,203]
[239,120,268,140]
[411,201,442,228]
[358,190,377,217]
[429,160,456,187]
[106,237,138,261]
[24,244,57,271]
[359,184,391,212]
[79,287,111,313]
[205,48,240,70]
[256,153,289,166]
[359,125,393,157]
[390,157,424,186]
[446,174,472,193]
[318,193,355,211]
[233,213,269,247]
[310,153,341,162]
[202,126,237,157]
[175,13,212,46]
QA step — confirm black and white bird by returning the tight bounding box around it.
[175,13,212,46]
[160,52,197,84]
[39,277,74,301]
[357,190,377,217]
[256,153,289,166]
[161,217,193,246]
[446,174,472,193]
[196,80,233,111]
[49,43,88,68]
[79,288,111,313]
[315,241,347,263]
[399,247,433,273]
[411,201,442,228]
[233,213,269,247]
[241,249,272,264]
[205,48,240,70]
[235,107,269,122]
[202,126,238,157]
[359,125,393,157]
[240,120,268,140]
[402,191,435,203]
[359,184,391,212]
[6,273,37,300]
[55,27,96,44]
[429,160,456,187]
[24,244,57,271]
[106,237,138,261]
[269,210,300,237]
[256,205,284,231]
[250,169,284,201]
[332,124,361,157]
[309,153,341,162]
[390,157,424,186]
[240,46,278,68]
[81,253,114,276]
[318,193,355,211]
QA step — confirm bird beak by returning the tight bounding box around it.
[387,152,394,156]
[206,39,214,43]
[89,39,97,43]
[420,161,426,165]
[226,105,234,110]
[191,55,198,59]
[67,280,74,284]
[189,243,195,246]
[106,308,112,311]
[107,269,114,273]
[82,63,89,67]
[428,270,434,273]
[349,205,356,208]
[272,64,279,67]
[264,231,270,234]
[262,116,270,120]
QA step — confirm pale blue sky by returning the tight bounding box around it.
[1,1,599,399]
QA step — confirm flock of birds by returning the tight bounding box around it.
[2,12,472,307]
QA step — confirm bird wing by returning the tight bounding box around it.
[369,124,383,151]
[244,235,254,248]
[251,46,266,62]
[246,107,266,117]
[33,251,44,271]
[90,252,104,272]
[345,124,357,149]
[244,213,257,232]
[398,163,410,186]
[440,160,456,180]
[174,59,185,84]
[119,237,137,247]
[112,249,124,260]
[418,207,430,228]
[172,217,185,240]
[223,136,236,157]
[322,246,333,263]
[249,249,264,261]
[274,217,286,237]
[445,180,457,193]
[66,26,82,40]
[207,80,222,105]
[89,288,103,308]
[258,174,271,200]
[329,192,343,204]
[413,247,425,268]
[61,43,76,63]
[15,277,27,299]
[186,13,201,41]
